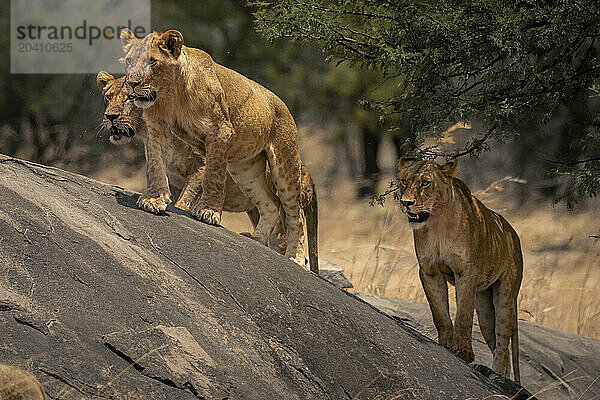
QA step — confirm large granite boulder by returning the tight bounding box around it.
[0,154,531,399]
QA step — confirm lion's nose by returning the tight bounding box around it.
[400,199,415,207]
[105,113,118,123]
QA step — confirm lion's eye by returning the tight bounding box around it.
[400,179,407,187]
[105,94,113,101]
[421,180,431,188]
[127,94,136,100]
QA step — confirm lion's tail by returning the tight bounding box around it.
[511,299,520,384]
[305,180,319,274]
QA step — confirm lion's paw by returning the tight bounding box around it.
[138,193,171,214]
[438,334,453,349]
[288,255,304,266]
[268,231,287,255]
[192,208,222,226]
[451,344,475,364]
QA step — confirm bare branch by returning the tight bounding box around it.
[545,156,600,166]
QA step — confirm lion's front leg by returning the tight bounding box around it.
[419,266,453,349]
[139,129,173,214]
[174,166,204,212]
[452,268,478,363]
[192,124,231,226]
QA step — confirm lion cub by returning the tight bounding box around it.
[96,72,319,273]
[120,28,306,264]
[397,158,523,383]
[96,72,259,217]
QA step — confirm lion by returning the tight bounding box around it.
[0,364,45,400]
[396,158,522,383]
[119,28,305,264]
[96,72,319,272]
[96,72,258,217]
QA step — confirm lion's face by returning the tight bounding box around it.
[120,29,183,109]
[396,159,457,229]
[96,71,143,145]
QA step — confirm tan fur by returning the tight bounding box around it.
[120,29,306,264]
[397,159,522,383]
[97,73,254,215]
[97,73,319,271]
[0,364,45,400]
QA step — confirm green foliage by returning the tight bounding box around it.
[253,0,600,206]
[369,179,401,207]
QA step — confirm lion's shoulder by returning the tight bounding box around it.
[449,176,520,250]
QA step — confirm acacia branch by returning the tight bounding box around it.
[289,0,396,21]
[417,124,497,160]
[545,156,600,166]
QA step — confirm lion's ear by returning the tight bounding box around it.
[96,71,114,91]
[440,160,458,176]
[120,28,136,49]
[397,156,418,172]
[159,30,183,58]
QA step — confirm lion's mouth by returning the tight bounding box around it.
[109,126,135,144]
[407,211,430,223]
[134,91,156,103]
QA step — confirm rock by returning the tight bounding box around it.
[355,291,600,400]
[472,365,534,400]
[0,154,532,399]
[102,325,220,398]
[318,259,353,289]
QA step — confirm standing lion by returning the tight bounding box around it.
[397,158,523,383]
[119,28,306,265]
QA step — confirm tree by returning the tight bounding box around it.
[252,0,600,208]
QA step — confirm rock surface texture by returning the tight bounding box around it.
[357,291,600,400]
[0,154,532,399]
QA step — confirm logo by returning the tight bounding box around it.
[11,0,151,74]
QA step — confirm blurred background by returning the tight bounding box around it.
[0,1,598,339]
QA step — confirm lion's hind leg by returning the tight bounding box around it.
[476,286,496,353]
[268,213,287,255]
[491,277,516,377]
[511,298,520,383]
[264,136,305,265]
[227,153,279,246]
